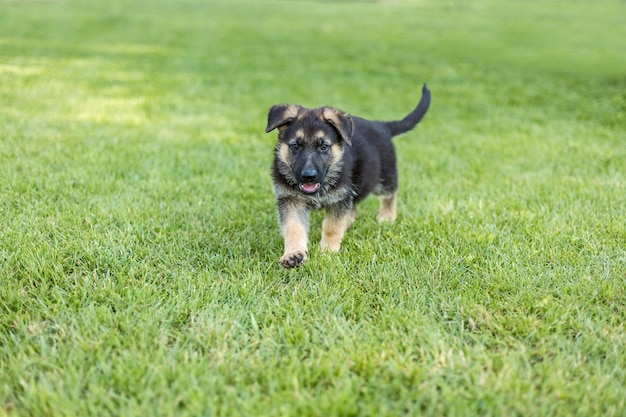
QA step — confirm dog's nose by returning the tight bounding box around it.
[301,169,317,182]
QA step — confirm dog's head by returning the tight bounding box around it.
[266,104,354,194]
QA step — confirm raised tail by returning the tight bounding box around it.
[385,83,431,137]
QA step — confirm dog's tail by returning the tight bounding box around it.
[385,83,431,137]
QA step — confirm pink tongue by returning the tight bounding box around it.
[300,183,320,193]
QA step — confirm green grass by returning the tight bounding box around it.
[1,0,625,415]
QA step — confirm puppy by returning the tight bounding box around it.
[266,84,431,268]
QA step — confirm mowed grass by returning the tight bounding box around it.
[1,0,625,415]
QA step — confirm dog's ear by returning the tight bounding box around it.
[266,104,300,133]
[322,107,354,146]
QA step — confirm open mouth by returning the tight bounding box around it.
[298,183,321,194]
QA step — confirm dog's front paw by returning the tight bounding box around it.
[279,250,307,268]
[320,238,341,252]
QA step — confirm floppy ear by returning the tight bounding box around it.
[265,104,300,133]
[322,107,354,146]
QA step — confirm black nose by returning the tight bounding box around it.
[301,169,317,182]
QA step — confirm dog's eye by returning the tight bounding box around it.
[319,143,330,152]
[289,143,301,151]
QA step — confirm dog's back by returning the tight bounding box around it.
[344,83,431,201]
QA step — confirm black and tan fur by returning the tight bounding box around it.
[266,84,431,268]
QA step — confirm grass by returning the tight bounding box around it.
[1,0,625,415]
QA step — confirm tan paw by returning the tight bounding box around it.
[320,238,341,252]
[376,211,396,223]
[279,250,307,268]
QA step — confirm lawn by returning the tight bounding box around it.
[1,0,625,415]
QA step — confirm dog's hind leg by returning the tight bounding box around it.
[377,190,398,223]
[320,206,356,252]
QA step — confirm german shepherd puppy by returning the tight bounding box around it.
[266,84,431,268]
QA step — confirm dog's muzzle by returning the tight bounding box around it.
[297,167,321,193]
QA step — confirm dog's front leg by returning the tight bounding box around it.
[278,199,310,268]
[320,205,356,252]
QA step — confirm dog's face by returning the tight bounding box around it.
[267,104,354,195]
